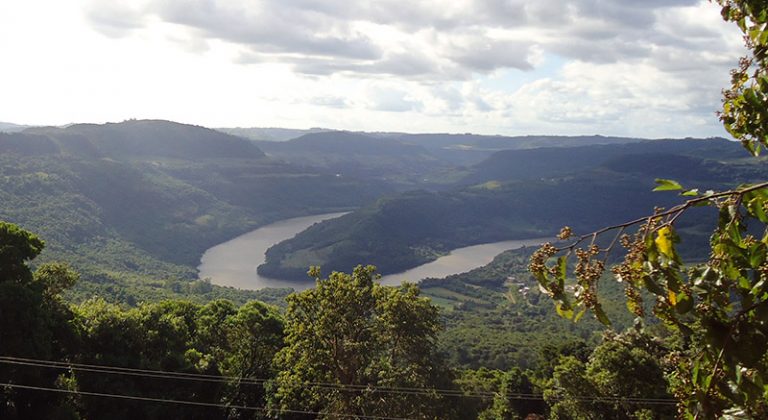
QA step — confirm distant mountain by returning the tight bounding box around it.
[457,137,741,185]
[0,121,31,133]
[395,133,646,150]
[391,133,652,165]
[216,126,332,141]
[219,127,661,166]
[277,131,432,156]
[1,119,750,300]
[0,120,392,303]
[252,131,670,186]
[22,119,266,160]
[259,138,761,281]
[254,131,447,184]
[220,128,720,177]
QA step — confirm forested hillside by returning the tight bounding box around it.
[4,0,767,417]
[260,138,765,280]
[254,131,446,186]
[1,121,759,418]
[3,120,735,300]
[216,126,331,142]
[0,120,391,303]
[0,222,674,419]
[1,125,761,419]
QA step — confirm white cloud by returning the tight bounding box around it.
[79,0,719,79]
[0,0,748,138]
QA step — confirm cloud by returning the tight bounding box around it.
[499,58,727,137]
[366,86,424,112]
[308,95,350,109]
[155,0,383,60]
[78,0,745,137]
[84,1,148,38]
[82,0,736,81]
[284,51,444,78]
[447,36,534,72]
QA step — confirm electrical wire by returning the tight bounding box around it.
[0,356,677,405]
[0,382,412,420]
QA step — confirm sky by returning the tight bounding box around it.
[0,0,745,138]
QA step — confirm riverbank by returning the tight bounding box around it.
[199,212,549,290]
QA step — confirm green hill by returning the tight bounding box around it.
[456,138,741,185]
[0,120,392,303]
[254,131,447,185]
[258,139,764,281]
[23,119,266,160]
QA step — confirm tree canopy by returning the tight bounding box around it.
[270,265,453,419]
[530,2,768,417]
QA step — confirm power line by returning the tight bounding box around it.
[0,356,677,405]
[0,356,499,398]
[0,382,413,420]
[0,358,240,385]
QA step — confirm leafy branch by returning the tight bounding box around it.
[552,180,768,255]
[529,178,768,418]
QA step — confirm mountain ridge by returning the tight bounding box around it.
[258,138,758,281]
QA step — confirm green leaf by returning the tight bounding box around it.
[664,266,683,292]
[556,256,567,281]
[681,188,699,197]
[692,358,701,385]
[675,293,694,314]
[749,242,766,268]
[747,196,768,223]
[653,178,683,192]
[751,278,767,297]
[593,305,611,326]
[573,308,586,322]
[643,276,666,296]
[555,301,574,320]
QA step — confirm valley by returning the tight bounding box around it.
[2,119,765,419]
[3,121,762,300]
[4,2,766,417]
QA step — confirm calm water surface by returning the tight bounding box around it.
[199,213,550,290]
[198,213,347,290]
[378,238,550,286]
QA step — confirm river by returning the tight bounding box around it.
[198,213,550,290]
[378,238,549,286]
[198,212,348,290]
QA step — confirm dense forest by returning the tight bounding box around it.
[1,222,678,419]
[259,139,767,280]
[0,120,391,304]
[3,1,768,417]
[1,119,765,419]
[0,119,727,302]
[0,121,709,419]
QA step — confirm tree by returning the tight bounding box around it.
[544,329,674,420]
[529,2,768,417]
[217,300,284,419]
[0,221,286,419]
[478,368,541,420]
[0,222,79,419]
[270,265,452,419]
[718,0,768,156]
[72,298,285,420]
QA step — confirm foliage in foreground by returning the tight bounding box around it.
[531,2,768,417]
[270,265,453,419]
[1,220,693,418]
[0,221,285,420]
